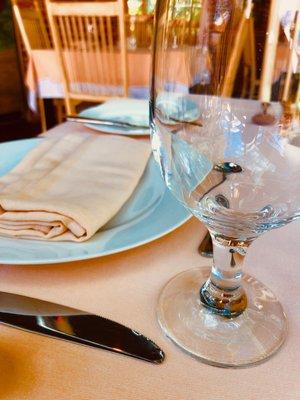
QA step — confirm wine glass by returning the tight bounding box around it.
[150,0,300,367]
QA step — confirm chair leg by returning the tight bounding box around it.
[65,97,76,115]
[54,99,64,123]
[38,97,47,132]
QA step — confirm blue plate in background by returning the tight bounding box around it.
[79,99,150,136]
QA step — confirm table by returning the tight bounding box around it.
[25,49,193,111]
[25,44,290,114]
[25,50,152,111]
[0,122,299,399]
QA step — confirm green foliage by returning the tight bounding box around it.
[0,2,15,51]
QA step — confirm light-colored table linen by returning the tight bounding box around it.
[25,49,192,111]
[25,41,290,112]
[26,49,152,110]
[0,122,299,399]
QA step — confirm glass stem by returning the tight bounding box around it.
[200,233,252,317]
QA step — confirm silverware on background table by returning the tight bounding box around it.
[67,115,203,129]
[0,292,164,364]
[67,115,149,130]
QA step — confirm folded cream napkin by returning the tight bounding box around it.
[0,134,151,241]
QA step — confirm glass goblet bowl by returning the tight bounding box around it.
[150,0,300,367]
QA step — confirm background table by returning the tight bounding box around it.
[0,122,299,399]
[25,50,152,110]
[25,49,194,110]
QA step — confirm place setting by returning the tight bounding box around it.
[0,0,300,398]
[71,98,150,135]
[0,90,205,264]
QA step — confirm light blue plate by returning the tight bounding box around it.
[0,139,191,265]
[79,99,150,136]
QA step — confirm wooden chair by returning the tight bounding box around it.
[282,10,300,102]
[221,0,257,97]
[46,0,129,115]
[259,1,299,104]
[125,0,154,50]
[164,0,257,97]
[12,0,52,131]
[126,14,154,50]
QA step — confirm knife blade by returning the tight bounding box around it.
[67,115,149,130]
[0,292,165,364]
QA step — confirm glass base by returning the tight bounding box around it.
[157,267,287,368]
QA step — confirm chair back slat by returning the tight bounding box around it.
[91,15,105,86]
[107,16,118,86]
[99,16,110,86]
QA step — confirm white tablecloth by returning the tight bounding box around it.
[0,122,299,399]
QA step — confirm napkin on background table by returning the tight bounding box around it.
[0,134,150,241]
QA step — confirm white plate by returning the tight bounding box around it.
[0,139,191,264]
[79,99,149,136]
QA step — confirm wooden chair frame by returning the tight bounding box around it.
[221,0,256,97]
[46,0,129,115]
[12,0,51,131]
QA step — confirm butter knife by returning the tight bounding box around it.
[67,115,149,130]
[0,292,164,364]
